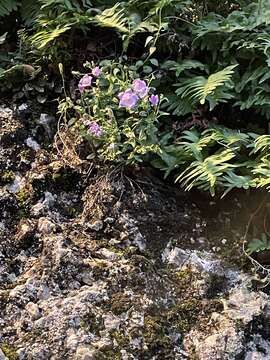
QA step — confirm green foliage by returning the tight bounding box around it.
[174,65,237,113]
[157,127,270,196]
[189,0,270,118]
[59,60,165,164]
[0,0,18,17]
[95,4,129,33]
[247,233,270,255]
[0,342,18,360]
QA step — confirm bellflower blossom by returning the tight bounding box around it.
[132,79,149,98]
[78,74,92,92]
[92,66,101,77]
[84,120,103,137]
[118,89,139,109]
[149,94,159,106]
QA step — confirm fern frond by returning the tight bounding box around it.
[178,128,215,160]
[252,157,270,190]
[206,126,250,147]
[221,171,253,197]
[95,4,129,33]
[21,0,39,25]
[176,65,237,105]
[253,135,270,154]
[162,60,206,76]
[0,0,18,17]
[40,0,92,13]
[165,94,195,116]
[30,23,72,49]
[176,149,237,196]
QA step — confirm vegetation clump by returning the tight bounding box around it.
[1,342,19,360]
[0,170,15,185]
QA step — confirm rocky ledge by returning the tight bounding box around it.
[0,104,270,360]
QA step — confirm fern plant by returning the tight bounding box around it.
[166,63,237,116]
[176,148,237,196]
[95,4,129,33]
[0,0,18,17]
[176,65,236,107]
[154,125,270,197]
[190,0,270,119]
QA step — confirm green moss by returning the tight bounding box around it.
[94,331,128,360]
[143,315,172,355]
[94,349,121,360]
[19,149,31,161]
[168,297,223,335]
[91,259,110,278]
[15,189,30,219]
[111,292,131,315]
[168,298,202,334]
[175,267,194,286]
[111,330,129,348]
[0,171,15,185]
[1,342,19,360]
[15,189,29,205]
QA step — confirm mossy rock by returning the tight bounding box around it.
[15,188,31,219]
[1,342,19,360]
[0,171,15,185]
[143,315,172,349]
[111,292,131,315]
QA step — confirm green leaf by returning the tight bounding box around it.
[0,32,7,45]
[247,234,270,255]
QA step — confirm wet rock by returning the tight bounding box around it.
[245,351,268,360]
[30,346,51,360]
[118,214,146,251]
[31,191,55,216]
[96,248,119,261]
[163,246,221,273]
[245,336,270,360]
[1,114,270,360]
[7,175,24,193]
[104,217,115,224]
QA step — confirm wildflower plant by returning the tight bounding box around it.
[63,60,165,164]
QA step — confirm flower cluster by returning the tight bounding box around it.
[78,67,160,140]
[78,66,101,93]
[118,79,159,109]
[78,74,92,93]
[83,120,103,137]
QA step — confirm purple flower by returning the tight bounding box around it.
[118,89,139,109]
[78,74,93,92]
[132,79,149,98]
[149,94,159,106]
[92,66,101,77]
[85,121,103,137]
